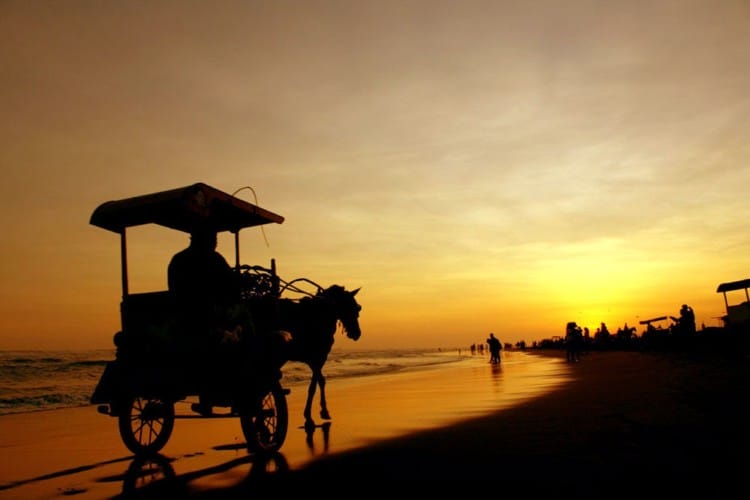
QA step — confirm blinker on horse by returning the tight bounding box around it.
[275,284,362,427]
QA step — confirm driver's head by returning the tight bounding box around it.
[190,226,217,250]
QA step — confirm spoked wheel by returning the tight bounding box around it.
[118,396,175,455]
[240,381,288,453]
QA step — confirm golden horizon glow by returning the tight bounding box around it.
[1,0,749,351]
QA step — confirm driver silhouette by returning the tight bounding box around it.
[168,225,244,415]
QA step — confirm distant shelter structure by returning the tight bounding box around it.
[717,278,750,330]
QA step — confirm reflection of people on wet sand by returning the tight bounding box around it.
[486,333,502,364]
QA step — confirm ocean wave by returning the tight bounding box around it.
[0,348,468,416]
[67,359,111,367]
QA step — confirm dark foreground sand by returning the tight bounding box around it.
[1,349,748,497]
[289,349,750,495]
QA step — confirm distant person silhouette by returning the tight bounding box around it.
[486,333,502,364]
[565,322,582,362]
[678,304,696,335]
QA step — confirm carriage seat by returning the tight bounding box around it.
[114,291,180,360]
[120,291,178,340]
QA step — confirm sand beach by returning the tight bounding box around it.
[1,349,748,497]
[291,349,750,493]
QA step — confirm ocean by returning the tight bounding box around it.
[0,348,477,416]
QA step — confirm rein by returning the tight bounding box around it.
[240,268,357,338]
[277,278,352,337]
[278,277,323,299]
[237,264,323,301]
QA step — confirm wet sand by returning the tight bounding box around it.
[290,349,750,495]
[1,349,748,496]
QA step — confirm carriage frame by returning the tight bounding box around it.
[89,182,291,455]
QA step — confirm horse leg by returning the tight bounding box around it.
[318,372,330,420]
[304,375,317,427]
[307,367,330,421]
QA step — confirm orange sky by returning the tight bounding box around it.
[1,0,749,351]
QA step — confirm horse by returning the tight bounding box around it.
[274,284,362,427]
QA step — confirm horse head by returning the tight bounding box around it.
[319,285,362,341]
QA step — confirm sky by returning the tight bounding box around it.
[1,0,749,351]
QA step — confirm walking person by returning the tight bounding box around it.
[486,333,502,364]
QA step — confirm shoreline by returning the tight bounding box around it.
[0,350,565,497]
[1,349,748,495]
[288,349,750,492]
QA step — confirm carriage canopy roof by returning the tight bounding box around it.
[90,182,284,234]
[716,278,750,294]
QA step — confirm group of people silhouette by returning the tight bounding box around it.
[565,322,583,362]
[486,333,502,364]
[562,303,698,360]
[677,304,696,335]
[468,334,503,363]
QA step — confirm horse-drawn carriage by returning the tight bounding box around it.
[89,183,297,455]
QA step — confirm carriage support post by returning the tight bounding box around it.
[119,230,129,297]
[233,231,240,269]
[271,259,279,297]
[271,258,280,322]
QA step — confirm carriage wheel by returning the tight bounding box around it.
[240,382,288,453]
[118,396,175,455]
